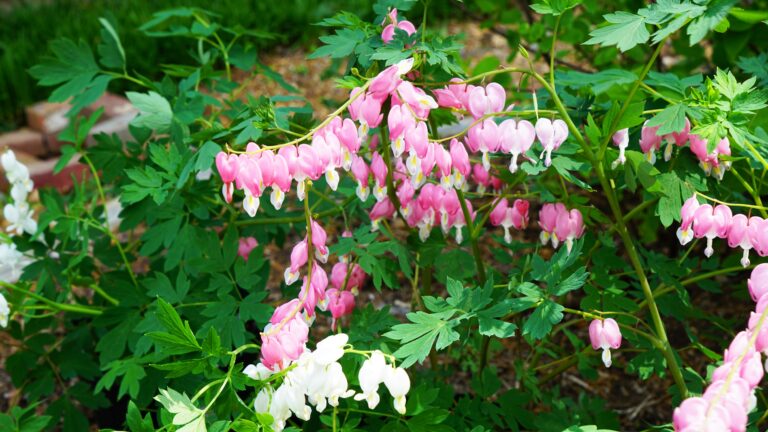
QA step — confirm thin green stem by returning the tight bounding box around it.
[530,63,688,396]
[598,39,667,161]
[82,153,137,289]
[1,281,103,316]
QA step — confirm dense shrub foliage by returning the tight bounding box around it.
[2,0,768,431]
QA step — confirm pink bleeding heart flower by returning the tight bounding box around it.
[690,135,732,180]
[284,240,308,285]
[238,237,258,261]
[370,152,389,201]
[499,119,535,173]
[329,262,366,294]
[368,59,414,100]
[449,139,470,188]
[216,152,240,203]
[723,331,754,363]
[535,118,568,167]
[388,104,416,158]
[673,397,731,432]
[467,82,505,120]
[369,198,396,232]
[238,157,263,217]
[433,78,470,110]
[405,121,430,161]
[662,117,691,161]
[677,195,700,246]
[749,217,768,257]
[397,179,415,214]
[325,288,356,330]
[539,203,566,247]
[692,204,732,258]
[471,163,492,193]
[555,208,585,254]
[611,128,629,168]
[260,313,309,371]
[269,154,291,210]
[338,118,361,169]
[349,88,384,137]
[749,264,768,303]
[381,8,416,43]
[416,143,437,188]
[310,219,329,263]
[639,121,662,165]
[434,144,453,190]
[588,318,622,368]
[728,214,755,267]
[466,118,501,171]
[351,155,371,202]
[396,81,437,118]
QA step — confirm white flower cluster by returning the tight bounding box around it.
[244,334,410,432]
[1,150,36,287]
[2,150,37,236]
[0,292,8,327]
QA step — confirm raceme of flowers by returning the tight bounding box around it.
[612,118,732,181]
[214,55,586,250]
[2,149,37,237]
[676,195,768,266]
[1,149,39,326]
[672,264,768,432]
[244,334,410,432]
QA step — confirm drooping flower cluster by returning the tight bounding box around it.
[246,334,410,432]
[2,150,36,236]
[538,203,585,254]
[615,118,732,180]
[588,318,622,368]
[677,195,768,266]
[1,150,36,284]
[490,198,529,244]
[0,292,8,328]
[672,265,768,431]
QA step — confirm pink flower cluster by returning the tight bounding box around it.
[673,264,768,432]
[615,118,732,180]
[259,220,367,371]
[677,195,768,266]
[538,203,585,254]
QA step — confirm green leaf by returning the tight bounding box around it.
[308,28,367,59]
[127,91,173,132]
[98,17,126,69]
[523,300,564,340]
[147,298,201,355]
[530,0,581,16]
[54,145,78,174]
[556,69,637,95]
[585,12,650,52]
[549,267,589,296]
[646,103,688,135]
[29,38,99,89]
[384,310,459,368]
[687,0,738,45]
[126,400,155,432]
[154,388,206,431]
[478,316,517,338]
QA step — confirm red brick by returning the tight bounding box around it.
[84,92,136,119]
[0,128,46,156]
[25,101,70,134]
